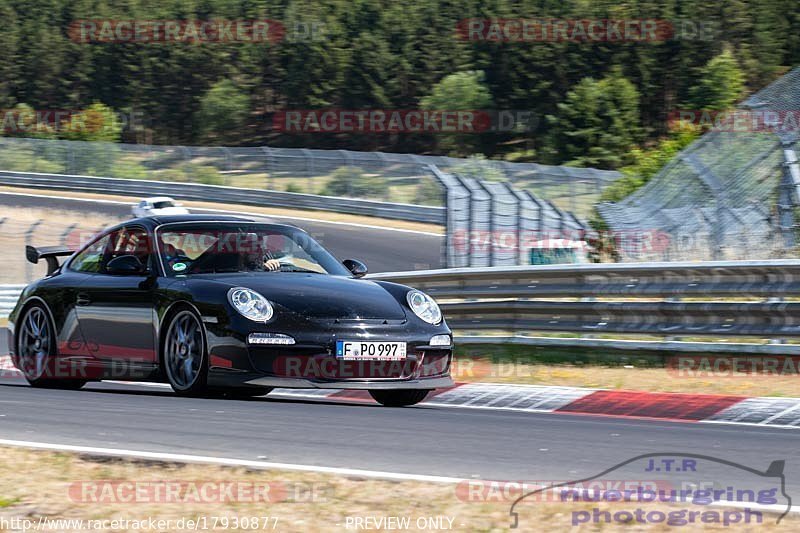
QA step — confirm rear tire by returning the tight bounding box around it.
[368,389,430,407]
[17,303,86,390]
[162,308,208,397]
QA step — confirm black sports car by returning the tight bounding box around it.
[7,215,453,406]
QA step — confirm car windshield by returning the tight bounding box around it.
[157,223,350,277]
[153,201,175,208]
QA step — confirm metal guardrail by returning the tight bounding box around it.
[7,262,800,350]
[454,335,800,355]
[0,170,445,225]
[0,285,25,318]
[370,261,800,298]
[441,299,800,337]
[370,261,800,348]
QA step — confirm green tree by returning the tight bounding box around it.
[0,3,19,108]
[547,70,643,170]
[421,70,493,114]
[60,103,121,142]
[4,103,56,138]
[59,103,122,174]
[195,80,250,143]
[421,70,493,156]
[689,49,746,111]
[0,0,797,164]
[340,32,393,108]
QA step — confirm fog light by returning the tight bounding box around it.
[248,333,296,345]
[429,334,451,347]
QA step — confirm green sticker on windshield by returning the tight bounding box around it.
[172,262,187,272]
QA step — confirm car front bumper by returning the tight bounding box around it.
[204,319,454,390]
[242,375,454,389]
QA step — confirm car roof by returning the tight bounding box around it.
[141,196,175,202]
[120,214,300,230]
[139,214,255,225]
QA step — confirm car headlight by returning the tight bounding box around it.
[406,290,442,325]
[228,287,274,322]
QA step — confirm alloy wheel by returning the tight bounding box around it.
[18,306,51,381]
[164,310,204,391]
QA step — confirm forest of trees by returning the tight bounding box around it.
[1,0,798,172]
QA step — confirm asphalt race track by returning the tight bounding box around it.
[0,192,443,272]
[2,331,800,497]
[4,194,800,506]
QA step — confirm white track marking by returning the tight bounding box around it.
[0,191,442,236]
[760,403,800,425]
[196,206,442,236]
[707,397,800,427]
[0,191,131,205]
[4,357,800,429]
[0,438,463,483]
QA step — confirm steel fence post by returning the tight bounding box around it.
[340,150,353,196]
[260,146,274,190]
[222,147,233,186]
[779,141,800,250]
[60,223,78,248]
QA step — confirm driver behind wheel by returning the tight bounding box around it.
[163,243,183,267]
[241,233,291,272]
[238,233,280,272]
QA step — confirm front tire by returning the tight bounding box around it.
[163,309,208,396]
[368,389,430,407]
[17,304,86,390]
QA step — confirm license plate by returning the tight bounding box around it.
[336,341,407,360]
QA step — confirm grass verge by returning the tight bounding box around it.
[0,446,792,532]
[454,344,800,397]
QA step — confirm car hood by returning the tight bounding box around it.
[197,273,408,320]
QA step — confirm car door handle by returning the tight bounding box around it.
[76,293,91,306]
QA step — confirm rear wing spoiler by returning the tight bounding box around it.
[25,245,74,276]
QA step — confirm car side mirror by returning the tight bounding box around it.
[343,259,368,278]
[107,255,147,275]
